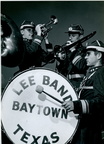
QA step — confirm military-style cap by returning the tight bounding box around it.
[86,40,104,52]
[20,20,35,30]
[65,24,84,35]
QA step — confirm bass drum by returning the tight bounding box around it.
[1,67,79,144]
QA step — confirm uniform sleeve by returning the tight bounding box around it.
[34,35,43,45]
[91,67,104,114]
[93,67,104,97]
[45,43,53,53]
[72,53,87,72]
[26,36,54,63]
[73,99,89,114]
[25,35,43,53]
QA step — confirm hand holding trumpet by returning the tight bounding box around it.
[35,15,58,37]
[35,24,44,36]
[35,24,49,38]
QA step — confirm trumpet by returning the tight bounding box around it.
[41,15,58,35]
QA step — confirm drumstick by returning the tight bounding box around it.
[36,85,63,104]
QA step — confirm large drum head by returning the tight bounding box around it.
[1,68,79,144]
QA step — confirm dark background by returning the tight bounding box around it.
[1,1,104,89]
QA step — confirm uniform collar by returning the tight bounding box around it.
[87,66,102,74]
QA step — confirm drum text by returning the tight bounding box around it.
[13,124,60,144]
[12,75,36,95]
[12,75,73,101]
[43,75,72,100]
[12,101,69,119]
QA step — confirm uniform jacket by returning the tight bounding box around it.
[93,67,104,133]
[18,35,54,72]
[70,66,104,144]
[56,44,88,88]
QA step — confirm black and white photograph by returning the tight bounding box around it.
[1,1,104,144]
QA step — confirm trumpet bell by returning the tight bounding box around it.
[1,14,24,67]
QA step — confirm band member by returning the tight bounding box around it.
[62,40,104,144]
[93,66,104,143]
[55,24,88,89]
[17,20,54,72]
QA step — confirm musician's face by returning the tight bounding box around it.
[85,50,99,66]
[68,33,82,43]
[21,28,34,40]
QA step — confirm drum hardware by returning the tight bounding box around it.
[36,85,63,104]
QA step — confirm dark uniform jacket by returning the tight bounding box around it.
[70,66,104,144]
[56,44,87,89]
[18,36,54,72]
[93,67,104,142]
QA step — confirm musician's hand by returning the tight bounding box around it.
[35,24,43,36]
[44,32,48,39]
[41,24,50,38]
[44,32,49,44]
[57,52,66,60]
[62,100,74,112]
[66,40,72,46]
